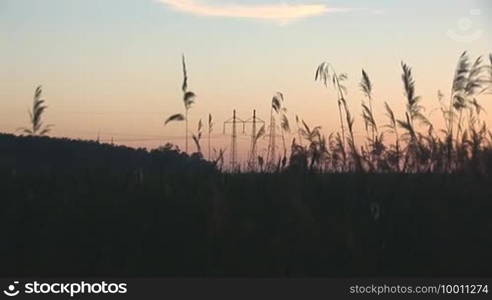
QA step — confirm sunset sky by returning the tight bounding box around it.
[1,0,491,160]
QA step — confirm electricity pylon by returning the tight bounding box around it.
[223,110,245,171]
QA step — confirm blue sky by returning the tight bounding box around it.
[0,0,491,153]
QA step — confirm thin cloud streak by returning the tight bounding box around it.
[158,0,349,24]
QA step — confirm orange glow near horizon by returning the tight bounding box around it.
[0,0,491,165]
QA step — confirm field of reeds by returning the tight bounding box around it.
[11,52,492,174]
[1,52,492,277]
[162,52,492,174]
[1,133,492,277]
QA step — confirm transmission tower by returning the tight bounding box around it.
[244,110,265,171]
[223,110,245,171]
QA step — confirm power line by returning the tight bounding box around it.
[98,135,226,142]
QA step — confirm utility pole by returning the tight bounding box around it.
[223,110,245,171]
[266,113,277,169]
[244,110,265,171]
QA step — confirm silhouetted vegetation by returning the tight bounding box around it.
[1,133,492,277]
[2,52,492,278]
[165,54,197,153]
[18,86,52,136]
[293,52,492,174]
[170,51,491,173]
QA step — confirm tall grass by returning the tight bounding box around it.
[19,86,52,136]
[4,132,492,276]
[285,52,492,174]
[16,53,492,175]
[208,114,213,160]
[165,55,196,153]
[266,92,287,170]
[192,119,203,154]
[315,62,349,153]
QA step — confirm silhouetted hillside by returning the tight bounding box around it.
[0,133,215,176]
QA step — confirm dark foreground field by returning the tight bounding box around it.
[1,134,491,277]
